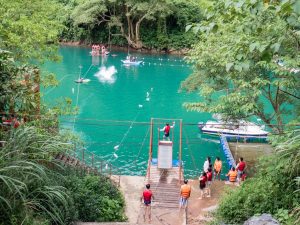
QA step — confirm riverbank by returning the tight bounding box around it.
[60,41,190,55]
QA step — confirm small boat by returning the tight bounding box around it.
[121,59,143,65]
[74,78,91,83]
[198,120,268,137]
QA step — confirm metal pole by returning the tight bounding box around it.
[179,119,182,184]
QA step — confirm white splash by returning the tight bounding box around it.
[94,66,117,84]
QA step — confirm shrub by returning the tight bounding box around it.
[216,130,300,224]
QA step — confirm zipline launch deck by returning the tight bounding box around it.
[145,118,183,209]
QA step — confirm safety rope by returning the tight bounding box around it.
[82,64,95,79]
[183,127,198,172]
[133,126,150,168]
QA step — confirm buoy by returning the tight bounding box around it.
[105,164,108,169]
[146,97,150,101]
[72,88,75,94]
[150,87,153,91]
[114,145,119,150]
[113,153,118,158]
[138,104,143,108]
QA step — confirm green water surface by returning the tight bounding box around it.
[43,46,229,178]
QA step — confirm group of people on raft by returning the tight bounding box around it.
[91,44,108,56]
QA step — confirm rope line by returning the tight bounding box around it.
[82,64,95,79]
[183,127,198,172]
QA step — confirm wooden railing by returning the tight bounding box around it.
[65,147,122,186]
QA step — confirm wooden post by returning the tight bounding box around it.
[82,148,85,164]
[109,164,112,177]
[179,119,182,184]
[147,118,154,183]
[92,153,94,167]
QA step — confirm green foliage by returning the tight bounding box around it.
[216,128,300,224]
[0,0,65,62]
[63,174,126,222]
[0,126,126,224]
[0,50,41,114]
[60,0,206,50]
[182,0,300,133]
[0,127,72,225]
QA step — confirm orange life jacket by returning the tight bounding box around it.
[180,184,191,198]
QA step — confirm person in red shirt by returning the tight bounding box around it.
[206,167,213,197]
[198,172,207,199]
[236,157,246,183]
[141,184,154,222]
[159,122,175,140]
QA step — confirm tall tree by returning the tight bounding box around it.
[0,0,64,62]
[71,0,172,49]
[182,0,300,133]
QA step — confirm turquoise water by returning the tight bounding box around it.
[43,46,229,178]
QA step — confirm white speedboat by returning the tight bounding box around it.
[198,120,268,137]
[121,59,143,65]
[74,78,91,83]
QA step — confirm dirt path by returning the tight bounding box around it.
[186,180,233,225]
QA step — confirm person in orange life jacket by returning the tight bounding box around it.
[198,172,207,199]
[226,167,238,184]
[236,157,246,181]
[206,167,213,197]
[159,122,175,140]
[214,157,222,180]
[141,184,154,222]
[179,179,191,209]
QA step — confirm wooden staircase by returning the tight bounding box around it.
[147,166,181,208]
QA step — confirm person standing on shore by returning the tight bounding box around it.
[214,157,222,180]
[198,172,207,199]
[179,179,191,209]
[203,156,211,173]
[141,184,154,222]
[236,157,246,183]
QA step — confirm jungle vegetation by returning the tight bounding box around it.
[182,0,300,223]
[182,0,300,134]
[59,0,211,51]
[0,0,126,224]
